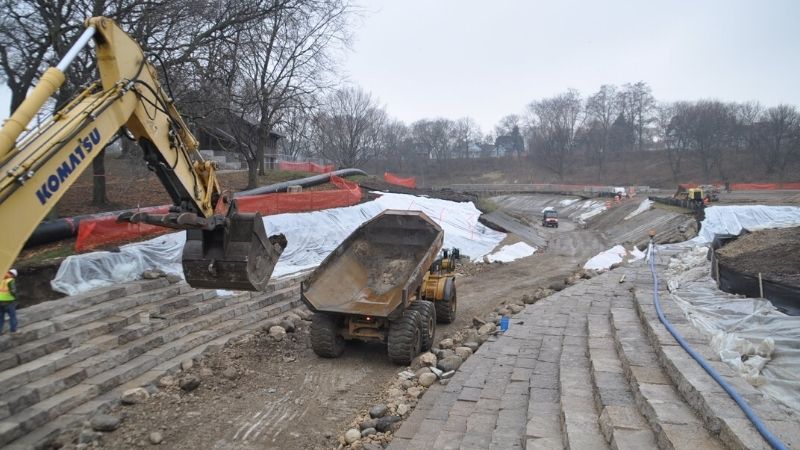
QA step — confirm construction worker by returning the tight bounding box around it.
[0,269,18,335]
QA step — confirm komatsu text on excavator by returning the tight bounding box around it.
[0,17,285,291]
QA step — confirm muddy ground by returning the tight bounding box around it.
[60,197,605,450]
[716,226,800,288]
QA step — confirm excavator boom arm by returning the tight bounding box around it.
[0,17,284,290]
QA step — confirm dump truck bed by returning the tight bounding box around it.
[301,210,443,319]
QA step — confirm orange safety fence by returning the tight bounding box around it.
[75,205,172,251]
[235,176,362,214]
[278,161,335,173]
[75,176,362,251]
[384,172,417,188]
[730,182,800,191]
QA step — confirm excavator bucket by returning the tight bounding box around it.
[182,211,286,291]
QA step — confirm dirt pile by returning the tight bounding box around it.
[716,227,800,287]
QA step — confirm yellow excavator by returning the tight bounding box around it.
[0,17,285,291]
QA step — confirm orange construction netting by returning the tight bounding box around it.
[278,161,335,173]
[730,182,800,190]
[384,172,417,188]
[75,176,362,251]
[235,176,362,214]
[75,205,172,251]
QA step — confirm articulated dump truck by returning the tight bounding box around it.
[301,210,459,365]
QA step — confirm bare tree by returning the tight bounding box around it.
[526,90,583,179]
[620,81,655,152]
[452,117,481,159]
[584,84,619,172]
[314,86,386,168]
[411,119,455,161]
[230,0,353,183]
[663,102,691,181]
[758,105,800,176]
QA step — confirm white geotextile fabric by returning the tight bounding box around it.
[664,245,800,414]
[624,199,653,220]
[583,245,644,272]
[52,193,506,296]
[694,205,800,243]
[485,242,537,263]
[575,200,608,223]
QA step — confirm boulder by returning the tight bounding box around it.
[222,367,238,380]
[149,432,163,445]
[269,326,286,341]
[344,428,361,444]
[369,404,388,419]
[158,376,176,388]
[141,269,165,279]
[375,416,402,432]
[437,355,463,372]
[90,414,120,432]
[397,404,410,416]
[478,323,497,336]
[359,419,378,431]
[418,372,437,387]
[179,375,201,392]
[418,352,437,367]
[454,347,473,360]
[121,387,149,405]
[280,319,296,333]
[462,341,480,352]
[180,359,193,371]
[433,348,455,360]
[406,386,423,399]
[509,304,524,314]
[438,338,454,349]
[414,367,432,379]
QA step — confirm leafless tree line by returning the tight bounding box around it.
[307,81,799,183]
[0,0,356,196]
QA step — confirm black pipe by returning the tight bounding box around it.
[234,168,366,197]
[24,168,367,248]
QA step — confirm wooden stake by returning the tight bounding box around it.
[759,273,764,298]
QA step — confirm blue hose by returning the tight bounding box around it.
[646,241,787,450]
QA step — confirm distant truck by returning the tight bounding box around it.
[542,207,559,228]
[301,210,459,365]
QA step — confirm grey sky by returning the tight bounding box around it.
[343,0,799,131]
[2,0,798,132]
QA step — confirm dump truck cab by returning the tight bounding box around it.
[542,207,559,228]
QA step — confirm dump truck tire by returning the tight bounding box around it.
[409,300,436,351]
[388,310,422,365]
[436,278,457,324]
[310,313,345,358]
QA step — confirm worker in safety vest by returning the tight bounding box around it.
[0,269,18,335]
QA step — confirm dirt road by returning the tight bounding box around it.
[67,197,622,449]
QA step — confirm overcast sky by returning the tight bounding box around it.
[2,0,799,132]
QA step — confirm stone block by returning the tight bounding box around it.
[431,430,464,449]
[448,400,476,417]
[459,431,493,449]
[457,387,482,402]
[598,405,648,432]
[526,437,562,449]
[611,427,658,450]
[466,412,498,434]
[444,413,468,432]
[658,423,725,450]
[629,366,670,385]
